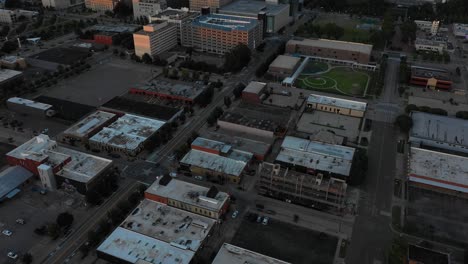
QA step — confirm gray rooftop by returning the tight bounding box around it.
[242,81,266,95]
[276,136,355,176]
[307,94,367,112]
[269,55,301,71]
[0,69,22,83]
[63,111,116,139]
[133,79,206,100]
[212,243,291,264]
[7,134,57,162]
[287,38,373,55]
[145,178,229,212]
[7,97,53,111]
[89,24,140,33]
[219,0,290,16]
[180,149,252,177]
[0,166,33,199]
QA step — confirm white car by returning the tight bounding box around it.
[194,175,203,181]
[7,252,17,259]
[232,210,239,218]
[262,217,269,225]
[2,229,12,236]
[169,172,177,177]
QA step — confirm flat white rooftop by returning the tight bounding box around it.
[146,178,229,212]
[63,111,116,139]
[276,136,355,176]
[180,149,252,177]
[121,199,215,252]
[213,243,290,264]
[89,114,165,151]
[7,97,53,111]
[287,38,373,55]
[0,69,22,83]
[7,134,57,162]
[409,147,468,193]
[269,55,301,71]
[307,94,367,112]
[243,81,266,95]
[97,227,194,264]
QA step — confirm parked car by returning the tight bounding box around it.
[16,219,25,225]
[2,229,12,236]
[194,175,203,181]
[169,172,177,177]
[256,216,263,223]
[262,217,269,225]
[232,210,239,218]
[7,252,17,259]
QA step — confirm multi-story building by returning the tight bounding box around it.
[7,97,56,117]
[42,0,85,9]
[213,243,291,264]
[145,176,230,219]
[62,111,117,143]
[149,8,198,44]
[414,37,447,53]
[133,22,178,58]
[268,55,301,78]
[219,0,290,34]
[182,13,262,55]
[85,0,117,11]
[453,23,468,38]
[285,38,373,64]
[132,0,167,19]
[409,66,452,90]
[0,9,38,24]
[189,0,231,12]
[306,94,367,118]
[415,20,439,35]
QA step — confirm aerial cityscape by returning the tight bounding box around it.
[0,0,466,263]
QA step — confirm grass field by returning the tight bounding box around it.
[296,63,370,96]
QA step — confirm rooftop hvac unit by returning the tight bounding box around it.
[273,164,280,175]
[315,173,323,185]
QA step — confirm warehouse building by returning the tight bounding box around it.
[219,0,290,34]
[0,56,27,69]
[129,79,207,104]
[268,55,301,78]
[62,111,117,143]
[213,243,291,264]
[306,94,367,118]
[145,176,230,219]
[134,22,178,58]
[410,111,468,155]
[182,13,262,55]
[89,114,165,156]
[7,97,56,117]
[149,8,199,44]
[6,135,113,194]
[408,147,468,195]
[0,166,33,202]
[410,66,452,90]
[275,136,355,178]
[0,69,23,88]
[241,81,266,104]
[285,38,373,64]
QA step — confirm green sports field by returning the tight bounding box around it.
[295,62,370,96]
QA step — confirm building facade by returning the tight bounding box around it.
[241,81,266,104]
[414,38,446,53]
[306,94,367,118]
[182,13,262,55]
[132,0,167,19]
[133,22,178,57]
[85,0,117,11]
[286,38,373,64]
[189,0,231,12]
[42,0,85,9]
[149,8,198,44]
[268,55,301,78]
[415,20,439,35]
[0,9,38,24]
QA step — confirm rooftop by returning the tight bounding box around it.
[89,114,165,151]
[132,79,206,100]
[180,149,252,177]
[63,111,116,139]
[7,97,53,111]
[203,130,272,157]
[242,81,266,95]
[409,147,468,193]
[219,111,280,132]
[97,227,194,264]
[212,243,291,264]
[0,69,22,83]
[145,178,229,212]
[0,55,23,63]
[151,8,197,21]
[307,94,367,112]
[269,55,301,71]
[411,66,450,81]
[7,134,57,163]
[415,37,447,46]
[0,166,33,199]
[136,22,175,35]
[287,38,373,55]
[89,24,140,33]
[191,13,259,32]
[121,199,215,252]
[410,111,468,148]
[276,136,355,176]
[219,0,289,16]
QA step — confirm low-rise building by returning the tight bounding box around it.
[306,94,367,118]
[0,69,23,88]
[133,0,167,19]
[408,147,468,195]
[453,23,468,38]
[275,136,355,179]
[145,176,230,219]
[217,111,285,139]
[286,38,373,64]
[407,244,450,264]
[415,20,439,35]
[241,81,266,104]
[180,137,253,183]
[6,135,113,194]
[189,0,231,12]
[149,8,198,44]
[213,243,291,264]
[7,97,56,117]
[85,0,117,11]
[134,22,178,58]
[62,110,117,143]
[129,79,207,104]
[410,66,452,90]
[0,56,27,69]
[89,114,165,156]
[0,9,38,24]
[0,166,33,202]
[219,0,290,34]
[414,37,447,53]
[410,111,468,155]
[268,55,301,78]
[42,0,85,9]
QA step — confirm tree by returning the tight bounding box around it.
[223,44,251,72]
[142,53,152,64]
[57,212,74,228]
[22,253,32,264]
[86,190,102,206]
[395,114,413,133]
[224,96,232,108]
[388,238,407,264]
[405,104,419,114]
[233,83,245,98]
[349,148,368,186]
[456,67,461,76]
[47,223,61,239]
[1,40,18,53]
[113,1,132,18]
[456,111,468,120]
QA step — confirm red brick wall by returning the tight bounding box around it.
[144,192,168,204]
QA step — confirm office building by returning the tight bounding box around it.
[149,8,198,44]
[410,66,452,90]
[306,94,367,118]
[42,0,85,9]
[129,79,207,104]
[85,0,118,11]
[414,20,439,35]
[132,0,167,18]
[219,0,290,33]
[145,176,230,219]
[286,38,373,64]
[133,22,178,58]
[213,243,291,264]
[189,0,231,12]
[414,37,446,53]
[0,9,38,24]
[182,13,262,55]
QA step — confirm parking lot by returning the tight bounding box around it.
[0,179,90,263]
[231,215,338,264]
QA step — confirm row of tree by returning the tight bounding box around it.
[255,41,286,77]
[85,168,120,206]
[405,104,448,116]
[207,106,224,127]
